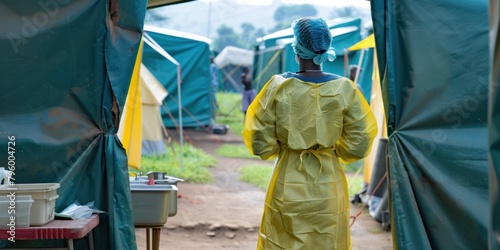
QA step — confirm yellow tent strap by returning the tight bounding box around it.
[347,161,365,189]
[221,65,242,82]
[122,40,144,170]
[253,49,283,84]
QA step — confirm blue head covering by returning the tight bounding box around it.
[291,17,336,65]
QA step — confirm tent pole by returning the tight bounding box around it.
[177,65,183,169]
[354,49,365,84]
[143,33,184,169]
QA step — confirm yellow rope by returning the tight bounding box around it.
[253,49,283,84]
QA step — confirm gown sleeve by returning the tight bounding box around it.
[335,80,378,163]
[242,75,280,160]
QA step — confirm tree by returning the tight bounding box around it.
[212,25,243,52]
[270,4,318,32]
[330,5,363,19]
[240,22,255,47]
[145,8,169,26]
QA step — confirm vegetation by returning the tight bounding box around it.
[216,144,259,159]
[212,4,318,51]
[239,163,364,197]
[239,164,273,190]
[270,4,318,32]
[215,92,245,137]
[133,142,217,183]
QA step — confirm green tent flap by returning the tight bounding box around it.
[372,0,490,249]
[142,26,213,128]
[489,0,500,249]
[0,0,146,249]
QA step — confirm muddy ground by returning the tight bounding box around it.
[134,129,393,250]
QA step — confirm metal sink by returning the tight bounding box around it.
[129,183,178,226]
[129,175,182,217]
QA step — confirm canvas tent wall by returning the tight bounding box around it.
[214,46,254,93]
[372,0,490,249]
[142,25,213,128]
[253,17,373,99]
[140,64,169,155]
[490,1,500,248]
[0,1,146,249]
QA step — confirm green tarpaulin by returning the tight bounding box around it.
[372,0,490,249]
[0,0,146,249]
[490,0,500,249]
[142,26,213,128]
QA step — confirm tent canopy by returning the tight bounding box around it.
[214,46,254,93]
[372,0,489,249]
[349,34,375,51]
[214,46,254,69]
[142,25,213,128]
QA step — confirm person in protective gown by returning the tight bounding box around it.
[243,17,378,250]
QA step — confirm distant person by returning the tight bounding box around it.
[210,57,219,110]
[241,66,256,117]
[242,17,377,249]
[349,65,364,94]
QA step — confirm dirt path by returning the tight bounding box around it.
[135,129,393,250]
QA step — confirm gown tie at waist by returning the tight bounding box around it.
[283,145,335,183]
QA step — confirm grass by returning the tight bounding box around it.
[239,164,274,190]
[131,142,217,183]
[215,92,245,136]
[347,175,364,197]
[344,159,365,173]
[215,144,261,159]
[238,162,365,198]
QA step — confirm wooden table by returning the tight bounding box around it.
[0,214,99,250]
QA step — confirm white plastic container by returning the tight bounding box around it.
[0,183,60,226]
[0,195,34,228]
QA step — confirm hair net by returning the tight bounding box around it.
[291,17,336,65]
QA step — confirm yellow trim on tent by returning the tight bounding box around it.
[348,34,375,51]
[118,40,144,170]
[362,49,388,184]
[346,33,388,184]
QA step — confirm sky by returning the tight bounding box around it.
[200,0,370,7]
[147,0,372,41]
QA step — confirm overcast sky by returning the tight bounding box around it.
[148,0,372,40]
[200,0,370,7]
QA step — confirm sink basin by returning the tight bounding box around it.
[130,183,178,226]
[130,176,182,217]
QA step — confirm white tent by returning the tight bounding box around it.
[214,46,254,93]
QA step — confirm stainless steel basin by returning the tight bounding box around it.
[129,183,178,226]
[130,175,182,217]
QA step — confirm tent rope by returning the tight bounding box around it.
[253,49,283,84]
[349,171,388,228]
[161,102,193,145]
[164,95,222,146]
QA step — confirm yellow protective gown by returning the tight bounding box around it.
[243,74,377,250]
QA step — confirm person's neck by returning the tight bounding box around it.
[296,69,322,73]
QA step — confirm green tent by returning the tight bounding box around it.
[372,0,490,249]
[0,0,146,249]
[490,1,500,248]
[142,25,213,128]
